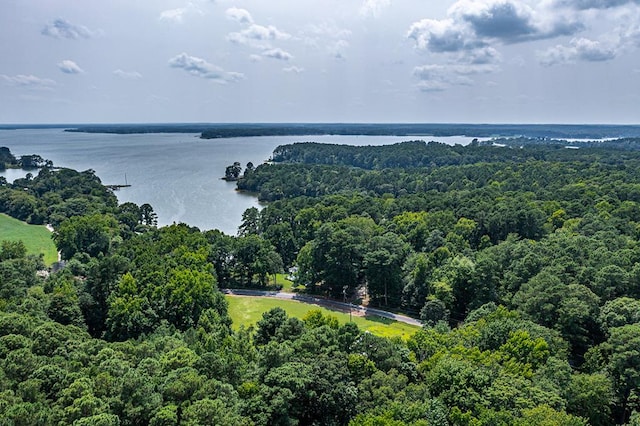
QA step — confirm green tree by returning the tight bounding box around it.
[235,235,282,286]
[599,297,640,334]
[516,405,587,426]
[149,405,178,426]
[586,324,640,423]
[364,232,410,307]
[139,203,158,227]
[420,299,450,326]
[309,216,381,297]
[225,161,242,181]
[47,279,84,327]
[0,240,27,261]
[254,307,288,345]
[566,373,614,426]
[238,207,260,236]
[54,214,119,260]
[182,398,245,425]
[105,273,155,340]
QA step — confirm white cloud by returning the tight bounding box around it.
[464,46,502,64]
[225,7,253,24]
[406,0,596,90]
[168,53,244,83]
[225,8,291,53]
[159,2,204,24]
[618,22,640,48]
[57,60,84,74]
[113,69,143,80]
[0,74,56,89]
[360,0,392,18]
[539,37,617,65]
[262,48,293,61]
[42,18,94,39]
[227,24,291,47]
[408,18,480,53]
[283,66,304,73]
[160,8,187,23]
[409,0,582,54]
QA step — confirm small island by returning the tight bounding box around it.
[222,160,254,181]
[1,146,52,171]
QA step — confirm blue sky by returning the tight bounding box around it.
[1,0,639,123]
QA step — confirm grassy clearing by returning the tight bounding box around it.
[273,273,300,292]
[0,213,58,265]
[226,295,420,339]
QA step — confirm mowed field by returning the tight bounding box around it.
[0,213,58,265]
[226,295,420,339]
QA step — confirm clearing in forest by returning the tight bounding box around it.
[0,213,58,265]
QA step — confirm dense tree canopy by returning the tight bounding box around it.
[3,140,640,424]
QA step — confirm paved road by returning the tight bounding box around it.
[222,288,423,327]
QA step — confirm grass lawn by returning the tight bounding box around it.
[0,213,58,265]
[226,295,420,339]
[273,273,300,292]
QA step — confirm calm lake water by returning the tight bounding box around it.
[0,129,480,235]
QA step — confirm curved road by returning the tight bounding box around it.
[222,288,423,327]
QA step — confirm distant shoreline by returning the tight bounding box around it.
[3,122,640,140]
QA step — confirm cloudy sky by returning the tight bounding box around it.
[1,0,639,124]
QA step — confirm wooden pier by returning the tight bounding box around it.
[106,184,131,191]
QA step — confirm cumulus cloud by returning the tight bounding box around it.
[42,18,94,39]
[225,8,292,56]
[225,7,253,24]
[283,66,304,73]
[168,53,244,83]
[0,74,56,89]
[408,18,482,53]
[360,0,392,18]
[413,63,496,91]
[406,0,601,89]
[227,24,291,47]
[113,69,143,80]
[409,0,582,53]
[262,48,293,60]
[57,60,84,74]
[452,1,539,40]
[539,37,617,65]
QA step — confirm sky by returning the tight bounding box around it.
[1,0,640,124]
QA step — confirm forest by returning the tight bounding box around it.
[1,139,640,425]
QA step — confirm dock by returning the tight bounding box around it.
[106,184,131,191]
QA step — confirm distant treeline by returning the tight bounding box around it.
[54,122,640,139]
[268,139,640,171]
[486,136,640,150]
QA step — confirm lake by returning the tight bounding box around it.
[0,129,481,235]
